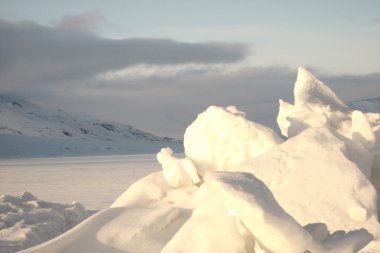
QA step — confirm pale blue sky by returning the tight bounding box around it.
[0,1,379,136]
[1,0,379,74]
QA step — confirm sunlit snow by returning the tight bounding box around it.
[1,67,380,253]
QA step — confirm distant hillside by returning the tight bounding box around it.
[0,94,182,158]
[348,97,380,113]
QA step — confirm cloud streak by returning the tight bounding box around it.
[27,64,380,137]
[0,19,378,137]
[0,19,249,90]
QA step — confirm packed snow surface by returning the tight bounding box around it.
[5,67,380,253]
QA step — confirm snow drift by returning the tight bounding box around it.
[20,67,380,253]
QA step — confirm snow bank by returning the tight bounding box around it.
[0,192,88,253]
[184,105,283,175]
[20,67,380,253]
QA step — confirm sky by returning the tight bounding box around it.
[0,0,379,137]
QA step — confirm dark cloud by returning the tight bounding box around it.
[25,65,379,137]
[0,20,378,137]
[0,19,249,90]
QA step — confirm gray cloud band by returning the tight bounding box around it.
[0,20,249,89]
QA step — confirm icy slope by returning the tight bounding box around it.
[0,94,181,158]
[20,67,380,253]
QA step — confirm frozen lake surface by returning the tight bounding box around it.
[0,155,160,210]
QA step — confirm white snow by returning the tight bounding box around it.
[351,110,376,149]
[205,171,314,253]
[229,127,377,229]
[278,67,351,138]
[184,105,283,175]
[294,67,349,111]
[205,171,374,253]
[277,67,380,218]
[1,67,380,253]
[157,147,200,188]
[0,192,88,253]
[0,155,160,211]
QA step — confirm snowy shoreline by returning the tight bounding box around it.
[0,154,161,211]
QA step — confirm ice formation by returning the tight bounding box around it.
[184,105,283,175]
[277,67,376,144]
[19,67,380,253]
[229,128,376,228]
[157,147,200,188]
[205,171,314,253]
[0,192,88,252]
[277,67,380,213]
[205,171,374,253]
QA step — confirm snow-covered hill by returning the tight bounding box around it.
[0,94,182,158]
[349,98,380,113]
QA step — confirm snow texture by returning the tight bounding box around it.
[205,171,314,253]
[4,67,380,253]
[184,105,283,175]
[157,147,200,188]
[205,171,373,253]
[229,127,377,228]
[277,67,380,218]
[278,67,349,138]
[0,192,88,253]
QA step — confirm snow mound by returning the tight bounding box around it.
[157,147,200,188]
[0,192,88,253]
[205,171,373,253]
[278,67,349,138]
[229,127,377,230]
[205,171,314,252]
[277,67,377,147]
[184,105,283,175]
[277,67,380,218]
[294,67,349,111]
[19,67,380,253]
